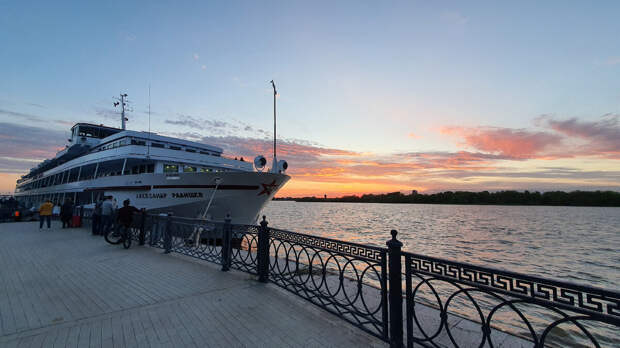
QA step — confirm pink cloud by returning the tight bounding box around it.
[440,126,562,159]
[542,114,619,158]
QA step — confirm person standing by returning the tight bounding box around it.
[100,196,115,236]
[61,198,74,228]
[92,198,103,235]
[38,200,53,229]
[52,202,60,217]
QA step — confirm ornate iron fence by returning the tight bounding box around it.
[401,249,620,348]
[267,226,389,340]
[79,211,619,347]
[133,214,259,274]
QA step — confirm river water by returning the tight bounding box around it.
[263,201,619,291]
[262,201,619,345]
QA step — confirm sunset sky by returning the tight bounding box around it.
[1,1,619,197]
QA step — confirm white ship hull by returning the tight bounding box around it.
[16,171,290,224]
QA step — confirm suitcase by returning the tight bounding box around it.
[72,215,81,228]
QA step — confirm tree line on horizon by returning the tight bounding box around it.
[274,190,620,207]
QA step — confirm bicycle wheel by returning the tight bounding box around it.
[123,229,132,249]
[105,226,123,245]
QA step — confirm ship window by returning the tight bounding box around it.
[131,139,146,146]
[199,151,210,155]
[147,164,154,173]
[96,159,124,178]
[183,166,196,172]
[185,149,196,153]
[151,143,164,148]
[164,164,178,173]
[169,146,181,151]
[80,163,97,180]
[67,167,80,182]
[200,167,212,172]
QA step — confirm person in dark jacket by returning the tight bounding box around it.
[92,199,103,235]
[61,198,74,228]
[117,199,139,235]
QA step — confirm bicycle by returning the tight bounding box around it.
[104,224,132,249]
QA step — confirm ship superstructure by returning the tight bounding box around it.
[15,91,289,224]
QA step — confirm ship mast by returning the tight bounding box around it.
[113,93,129,130]
[270,80,277,172]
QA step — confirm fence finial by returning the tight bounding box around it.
[387,229,402,248]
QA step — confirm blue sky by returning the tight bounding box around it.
[1,1,619,195]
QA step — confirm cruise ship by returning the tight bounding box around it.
[14,97,290,224]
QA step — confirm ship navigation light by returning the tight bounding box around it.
[254,155,267,172]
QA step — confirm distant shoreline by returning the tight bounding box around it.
[274,190,620,207]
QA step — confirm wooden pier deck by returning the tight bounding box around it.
[0,222,386,347]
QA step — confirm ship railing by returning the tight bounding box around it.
[79,212,619,347]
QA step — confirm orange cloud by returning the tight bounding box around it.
[408,132,421,139]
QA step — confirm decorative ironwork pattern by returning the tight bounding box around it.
[134,215,259,273]
[229,224,259,274]
[164,217,225,264]
[406,252,620,318]
[404,251,620,347]
[269,228,385,262]
[268,227,388,340]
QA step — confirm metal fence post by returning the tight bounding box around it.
[164,213,173,254]
[258,215,269,283]
[221,215,232,271]
[387,230,403,348]
[139,209,146,246]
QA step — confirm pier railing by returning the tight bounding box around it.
[81,211,619,347]
[401,249,620,347]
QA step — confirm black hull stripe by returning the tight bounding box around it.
[153,184,259,190]
[84,186,151,191]
[81,184,260,192]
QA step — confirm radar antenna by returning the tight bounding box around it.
[113,93,131,130]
